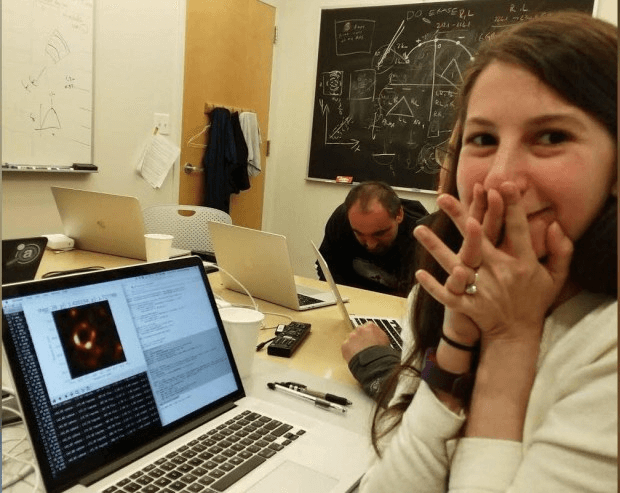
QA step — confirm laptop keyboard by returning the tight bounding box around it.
[352,317,403,351]
[297,293,323,306]
[102,410,306,493]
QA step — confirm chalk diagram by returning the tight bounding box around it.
[316,17,475,181]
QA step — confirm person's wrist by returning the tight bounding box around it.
[436,340,473,375]
[442,326,479,348]
[478,321,543,349]
[421,348,475,410]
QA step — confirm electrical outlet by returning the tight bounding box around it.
[154,113,170,135]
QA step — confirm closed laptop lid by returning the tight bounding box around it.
[208,222,303,310]
[209,222,339,311]
[2,256,244,493]
[51,187,148,260]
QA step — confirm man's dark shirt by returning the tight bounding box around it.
[316,199,428,297]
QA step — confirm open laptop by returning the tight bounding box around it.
[2,256,372,493]
[312,241,403,351]
[51,187,190,260]
[209,222,339,311]
[2,237,48,284]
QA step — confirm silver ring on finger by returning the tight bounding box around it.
[465,271,479,295]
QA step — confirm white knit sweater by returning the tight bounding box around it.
[360,291,618,493]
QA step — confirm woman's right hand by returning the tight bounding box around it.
[415,183,504,346]
[415,183,573,343]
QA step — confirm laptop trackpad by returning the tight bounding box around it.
[247,460,339,493]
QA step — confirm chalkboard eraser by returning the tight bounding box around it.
[72,163,98,171]
[336,176,353,184]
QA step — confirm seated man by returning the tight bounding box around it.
[316,181,428,400]
[316,181,428,297]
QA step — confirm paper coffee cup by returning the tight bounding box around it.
[144,234,174,262]
[219,307,264,379]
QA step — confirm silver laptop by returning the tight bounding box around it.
[312,241,403,351]
[51,187,189,260]
[2,256,372,493]
[209,222,339,311]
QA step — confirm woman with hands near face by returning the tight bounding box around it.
[361,12,617,493]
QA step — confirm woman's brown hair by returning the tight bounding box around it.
[371,11,618,453]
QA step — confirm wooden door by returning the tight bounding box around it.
[179,0,276,229]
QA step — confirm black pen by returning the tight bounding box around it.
[267,382,347,413]
[281,382,352,406]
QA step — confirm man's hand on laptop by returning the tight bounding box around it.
[341,322,390,363]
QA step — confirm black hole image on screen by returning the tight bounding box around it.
[53,300,126,378]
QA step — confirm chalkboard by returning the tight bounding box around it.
[2,0,94,168]
[307,0,595,191]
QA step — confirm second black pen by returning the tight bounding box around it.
[280,382,352,406]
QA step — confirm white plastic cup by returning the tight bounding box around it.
[219,307,264,379]
[144,234,174,262]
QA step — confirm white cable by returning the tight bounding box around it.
[25,465,42,493]
[208,267,294,327]
[2,406,23,420]
[2,386,16,397]
[2,388,20,422]
[209,264,259,312]
[260,311,293,324]
[17,462,41,493]
[229,302,258,310]
[4,430,29,455]
[2,428,39,491]
[214,294,228,304]
[2,465,35,489]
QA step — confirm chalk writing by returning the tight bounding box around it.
[308,0,593,190]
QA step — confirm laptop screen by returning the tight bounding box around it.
[2,257,244,493]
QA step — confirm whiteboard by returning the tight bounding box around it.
[2,0,94,168]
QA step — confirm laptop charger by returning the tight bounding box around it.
[43,233,75,250]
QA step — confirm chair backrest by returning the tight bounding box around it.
[142,205,232,253]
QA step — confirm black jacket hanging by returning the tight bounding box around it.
[202,107,236,213]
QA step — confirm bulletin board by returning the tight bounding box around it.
[307,0,595,191]
[2,0,94,169]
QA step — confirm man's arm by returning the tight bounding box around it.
[342,322,400,400]
[347,346,400,400]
